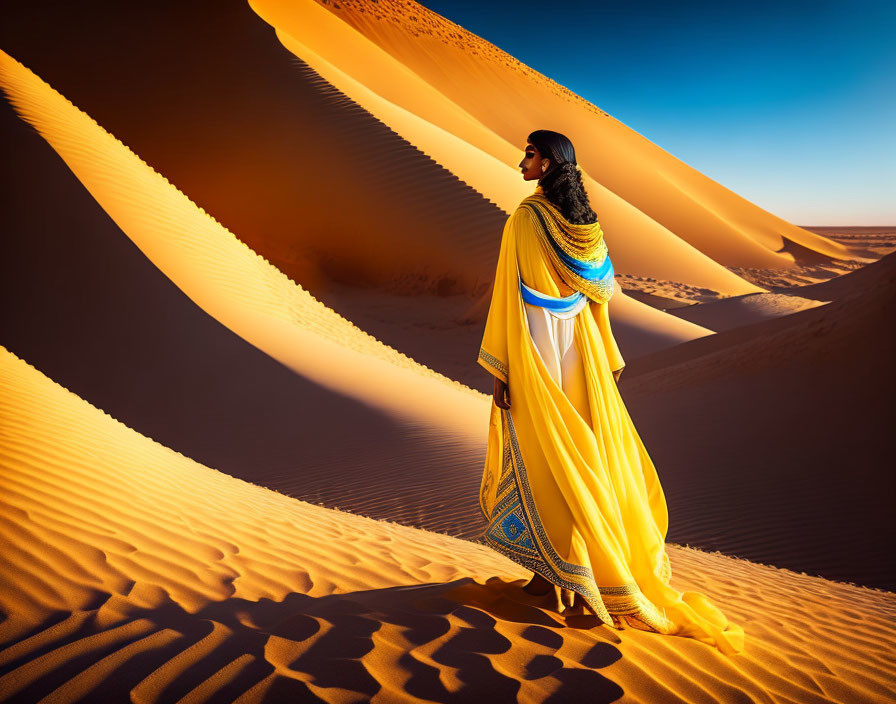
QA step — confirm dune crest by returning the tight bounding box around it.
[0,48,488,436]
[252,0,857,271]
[250,0,773,297]
[0,45,715,547]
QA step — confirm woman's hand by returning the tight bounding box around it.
[493,377,511,409]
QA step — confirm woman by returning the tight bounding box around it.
[476,130,744,655]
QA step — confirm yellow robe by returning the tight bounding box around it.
[476,194,744,655]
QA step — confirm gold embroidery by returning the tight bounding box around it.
[476,408,677,635]
[476,408,614,627]
[519,202,615,306]
[599,590,674,633]
[522,195,606,261]
[478,347,508,381]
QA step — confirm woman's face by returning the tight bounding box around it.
[519,142,549,181]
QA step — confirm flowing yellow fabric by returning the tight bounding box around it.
[476,190,744,655]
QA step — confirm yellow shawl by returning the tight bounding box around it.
[517,191,615,305]
[476,190,744,654]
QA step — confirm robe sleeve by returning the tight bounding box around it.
[477,208,524,384]
[591,295,626,374]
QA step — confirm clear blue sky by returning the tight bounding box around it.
[420,0,895,225]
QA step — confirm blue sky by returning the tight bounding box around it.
[420,0,895,224]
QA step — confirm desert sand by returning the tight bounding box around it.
[3,347,896,702]
[622,252,896,591]
[1,0,895,700]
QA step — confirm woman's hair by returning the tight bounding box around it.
[527,129,598,225]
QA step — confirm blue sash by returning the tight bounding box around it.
[519,275,586,314]
[552,241,614,281]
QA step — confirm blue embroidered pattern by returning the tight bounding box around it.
[475,409,675,633]
[475,409,614,626]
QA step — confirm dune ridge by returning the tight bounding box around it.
[0,45,702,556]
[282,0,856,266]
[3,346,896,702]
[0,48,486,426]
[618,252,896,590]
[250,0,774,298]
[1,0,832,361]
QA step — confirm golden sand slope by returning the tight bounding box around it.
[0,36,718,365]
[0,45,713,546]
[0,48,485,432]
[2,347,896,702]
[249,0,770,298]
[620,253,896,591]
[250,0,858,272]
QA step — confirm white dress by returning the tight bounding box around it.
[523,298,592,426]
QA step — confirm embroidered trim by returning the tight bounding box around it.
[476,408,675,634]
[522,195,606,260]
[478,347,508,381]
[476,408,614,626]
[520,203,615,305]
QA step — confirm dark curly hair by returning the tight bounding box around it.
[528,129,598,225]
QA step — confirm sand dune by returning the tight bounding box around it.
[273,0,858,268]
[3,0,872,378]
[0,1,867,306]
[0,45,889,583]
[2,3,894,698]
[775,244,896,301]
[668,248,896,331]
[0,0,511,299]
[3,346,896,702]
[620,252,896,590]
[669,293,829,332]
[252,0,767,299]
[0,0,731,363]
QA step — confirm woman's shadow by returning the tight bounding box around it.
[6,577,625,703]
